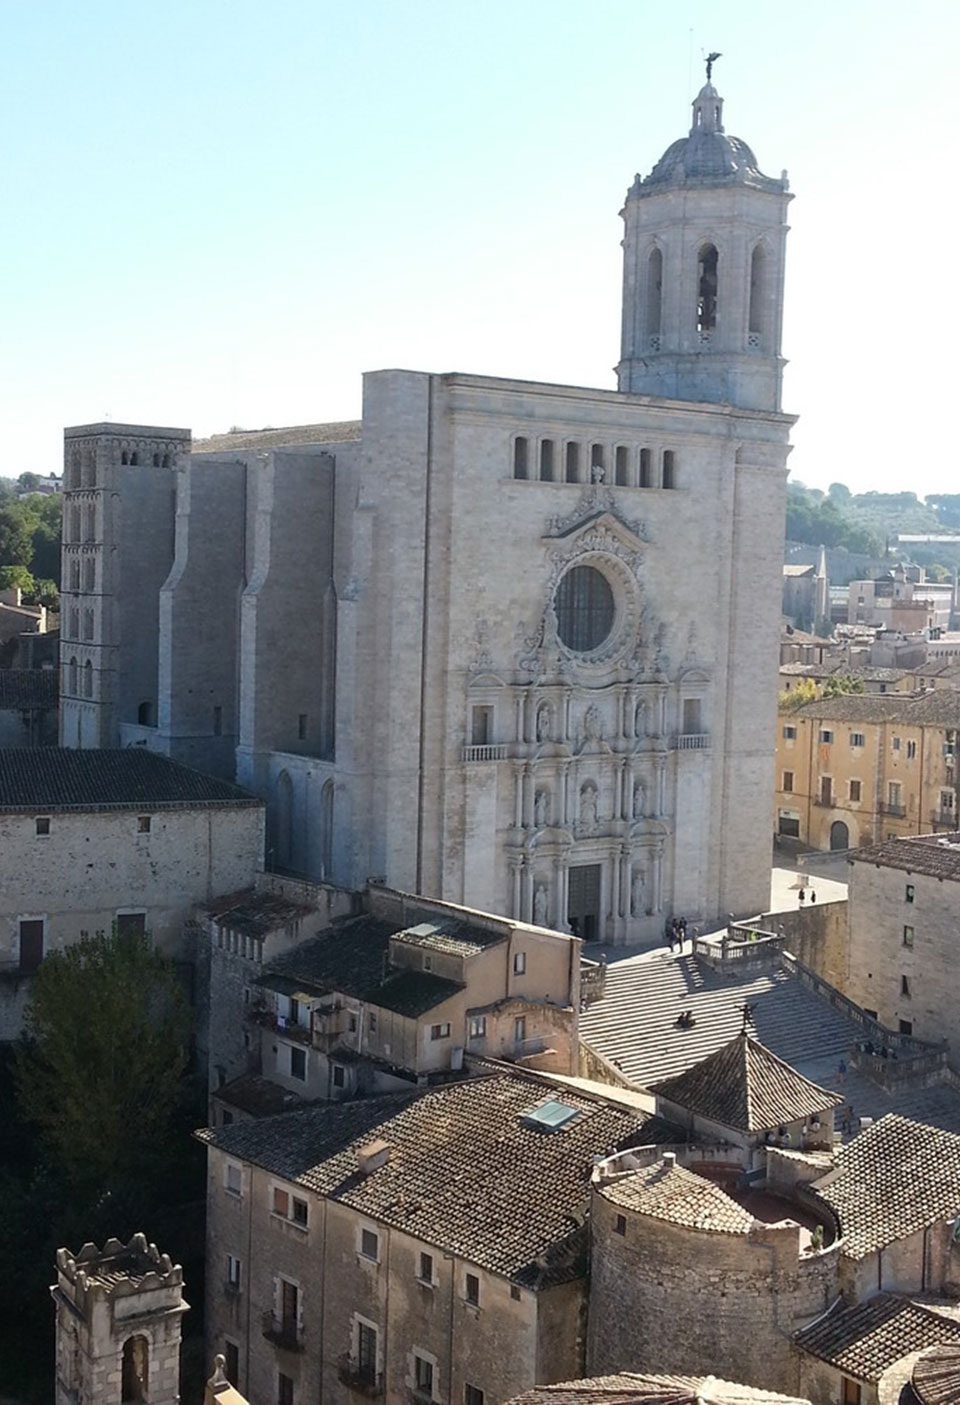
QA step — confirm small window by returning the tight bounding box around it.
[842,1378,862,1405]
[614,446,628,485]
[116,912,146,939]
[901,975,911,998]
[471,705,492,746]
[35,817,50,837]
[213,705,223,737]
[430,1023,451,1041]
[513,437,528,480]
[278,1372,294,1405]
[513,951,526,975]
[225,1163,243,1197]
[905,884,915,903]
[615,1214,627,1235]
[662,450,675,489]
[224,1342,239,1386]
[468,1016,486,1039]
[782,725,797,740]
[849,733,865,748]
[899,1019,913,1036]
[466,1387,485,1405]
[464,1272,480,1306]
[361,1228,379,1261]
[222,1110,234,1125]
[639,448,652,488]
[227,1255,242,1290]
[903,925,914,948]
[289,1046,306,1081]
[514,1016,526,1042]
[137,815,151,834]
[539,440,555,482]
[273,1187,289,1217]
[332,1064,346,1088]
[590,444,604,476]
[292,1197,308,1228]
[565,442,580,483]
[298,713,307,740]
[419,1252,434,1284]
[18,919,44,974]
[414,1357,434,1397]
[849,779,862,802]
[509,1285,521,1302]
[820,730,834,744]
[369,1012,378,1033]
[893,736,901,752]
[782,771,794,794]
[907,740,917,759]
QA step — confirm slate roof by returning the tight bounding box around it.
[0,669,58,710]
[812,1115,960,1259]
[261,916,464,1017]
[197,1072,645,1287]
[913,1342,960,1404]
[204,889,317,937]
[848,833,960,882]
[795,1294,960,1383]
[508,1375,811,1405]
[193,421,362,454]
[652,1033,841,1134]
[598,1160,755,1234]
[0,748,260,812]
[394,919,506,958]
[216,1074,305,1119]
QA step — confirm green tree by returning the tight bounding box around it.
[15,929,189,1194]
[822,674,864,699]
[0,505,36,567]
[828,482,851,504]
[779,678,819,711]
[0,564,35,594]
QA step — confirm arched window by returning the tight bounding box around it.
[513,437,528,480]
[130,451,139,466]
[137,700,153,726]
[152,452,161,467]
[614,446,629,486]
[68,657,78,695]
[69,507,81,543]
[70,559,81,590]
[639,449,652,489]
[161,453,171,467]
[645,247,663,343]
[539,440,555,482]
[69,608,79,639]
[83,505,95,542]
[68,451,81,488]
[565,442,581,483]
[83,661,93,698]
[748,243,766,341]
[82,608,93,641]
[662,450,676,490]
[83,558,95,592]
[121,1336,149,1403]
[320,779,334,878]
[121,450,129,465]
[81,450,95,488]
[697,243,718,334]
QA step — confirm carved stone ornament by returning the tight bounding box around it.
[544,486,647,543]
[467,617,495,675]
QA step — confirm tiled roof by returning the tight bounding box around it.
[848,833,960,882]
[197,1073,644,1286]
[913,1342,960,1405]
[215,1074,305,1119]
[262,916,464,1017]
[394,919,505,958]
[0,669,58,709]
[597,1159,755,1234]
[788,688,960,727]
[0,748,260,812]
[193,421,362,453]
[795,1294,960,1382]
[652,1033,841,1134]
[204,889,317,938]
[813,1115,960,1259]
[508,1375,811,1405]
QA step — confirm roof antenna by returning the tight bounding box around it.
[705,51,722,82]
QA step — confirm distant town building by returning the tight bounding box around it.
[0,667,58,746]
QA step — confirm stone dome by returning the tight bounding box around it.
[634,83,786,195]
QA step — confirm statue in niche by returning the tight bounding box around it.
[591,461,606,484]
[534,790,548,827]
[631,869,645,917]
[534,883,549,926]
[580,784,598,829]
[584,705,602,742]
[536,704,551,742]
[633,780,645,820]
[542,602,560,651]
[634,701,645,739]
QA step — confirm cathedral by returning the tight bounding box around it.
[59,76,794,943]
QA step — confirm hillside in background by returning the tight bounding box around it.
[787,483,960,581]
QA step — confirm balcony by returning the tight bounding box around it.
[249,1010,312,1045]
[461,744,508,763]
[337,1355,383,1398]
[673,733,711,751]
[880,802,906,818]
[262,1312,304,1353]
[932,811,958,829]
[813,794,835,808]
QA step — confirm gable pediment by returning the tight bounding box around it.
[543,508,648,553]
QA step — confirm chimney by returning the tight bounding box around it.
[357,1139,391,1177]
[662,1151,677,1169]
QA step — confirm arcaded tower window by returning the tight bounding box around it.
[555,566,615,653]
[646,247,663,343]
[697,243,718,334]
[749,243,766,339]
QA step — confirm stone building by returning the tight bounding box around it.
[844,831,960,1053]
[0,747,264,1038]
[0,667,58,746]
[775,689,960,853]
[508,1375,813,1405]
[196,1070,648,1405]
[60,75,795,942]
[52,1232,188,1405]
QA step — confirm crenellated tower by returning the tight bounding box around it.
[617,74,791,412]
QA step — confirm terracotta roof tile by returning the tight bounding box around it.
[508,1373,811,1404]
[597,1159,755,1234]
[193,421,361,453]
[795,1294,960,1382]
[848,833,960,882]
[913,1342,960,1404]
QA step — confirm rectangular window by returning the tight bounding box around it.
[819,776,833,806]
[513,437,528,480]
[227,1254,242,1290]
[899,1019,913,1036]
[471,705,492,746]
[292,1197,309,1228]
[357,1322,378,1381]
[842,1379,862,1405]
[225,1163,242,1197]
[468,1016,486,1039]
[332,1064,346,1088]
[280,1278,299,1334]
[903,925,914,948]
[465,1387,485,1405]
[298,713,307,740]
[820,730,834,744]
[414,1357,434,1396]
[430,1023,451,1040]
[464,1272,480,1306]
[614,445,628,485]
[893,736,901,752]
[35,816,50,836]
[361,1228,379,1262]
[514,1016,526,1042]
[849,732,865,748]
[615,1214,627,1235]
[222,1110,234,1125]
[565,442,580,483]
[849,779,862,802]
[905,884,915,903]
[273,1186,289,1217]
[901,975,911,997]
[213,705,223,736]
[137,815,151,834]
[539,440,555,482]
[18,919,44,974]
[639,447,651,488]
[224,1342,239,1386]
[278,1371,294,1405]
[942,791,956,812]
[513,950,526,974]
[419,1252,434,1284]
[782,771,794,793]
[782,725,797,740]
[907,740,917,759]
[662,449,675,489]
[115,911,146,939]
[289,1046,307,1081]
[888,782,902,810]
[510,1284,521,1301]
[369,1012,377,1033]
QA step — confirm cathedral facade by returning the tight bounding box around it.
[60,79,794,942]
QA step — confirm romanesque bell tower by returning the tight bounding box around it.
[617,69,791,412]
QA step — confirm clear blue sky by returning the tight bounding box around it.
[1,0,955,492]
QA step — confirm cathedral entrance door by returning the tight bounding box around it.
[568,864,601,943]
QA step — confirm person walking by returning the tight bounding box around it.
[798,887,806,905]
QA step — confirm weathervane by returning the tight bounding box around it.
[705,51,722,82]
[739,1001,755,1035]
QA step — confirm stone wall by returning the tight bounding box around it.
[770,900,849,991]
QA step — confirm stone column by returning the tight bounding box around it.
[558,861,569,930]
[614,763,623,823]
[619,846,630,919]
[653,850,663,913]
[522,765,534,828]
[514,766,524,829]
[511,860,522,919]
[521,861,533,923]
[514,694,524,742]
[656,756,666,817]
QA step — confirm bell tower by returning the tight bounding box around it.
[617,68,792,412]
